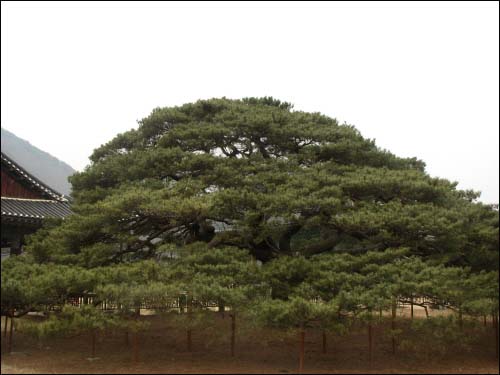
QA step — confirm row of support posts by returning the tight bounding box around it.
[3,307,498,368]
[296,304,497,373]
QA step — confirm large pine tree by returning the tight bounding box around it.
[4,98,497,368]
[27,97,498,270]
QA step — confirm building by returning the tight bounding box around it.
[1,152,72,259]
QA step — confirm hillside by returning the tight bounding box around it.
[1,127,75,196]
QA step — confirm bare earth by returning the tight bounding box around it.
[1,308,498,374]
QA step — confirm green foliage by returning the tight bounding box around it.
[2,98,498,353]
[19,305,121,339]
[399,316,481,357]
[169,308,214,333]
[251,296,339,329]
[1,256,97,315]
[23,97,497,268]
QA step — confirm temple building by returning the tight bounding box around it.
[1,152,72,259]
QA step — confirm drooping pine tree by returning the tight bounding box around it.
[25,97,498,270]
[2,98,497,368]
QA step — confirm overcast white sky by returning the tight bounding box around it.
[1,1,499,203]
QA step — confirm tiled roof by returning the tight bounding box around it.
[1,152,68,202]
[1,197,72,220]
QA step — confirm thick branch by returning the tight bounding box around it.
[278,224,302,253]
[250,239,279,262]
[300,233,341,257]
[208,231,245,248]
[253,138,270,159]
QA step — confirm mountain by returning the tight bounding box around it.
[1,127,75,196]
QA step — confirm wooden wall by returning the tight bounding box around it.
[1,168,44,199]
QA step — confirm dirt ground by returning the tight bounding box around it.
[1,307,499,374]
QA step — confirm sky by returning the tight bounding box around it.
[1,1,499,203]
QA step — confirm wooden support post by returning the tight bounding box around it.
[133,331,139,363]
[3,315,8,338]
[391,301,396,355]
[92,330,96,357]
[179,296,185,314]
[187,295,192,352]
[133,308,140,363]
[322,330,327,354]
[410,296,414,320]
[298,325,305,373]
[230,313,236,357]
[8,316,14,353]
[494,313,499,359]
[219,302,225,319]
[368,321,373,364]
[187,329,192,352]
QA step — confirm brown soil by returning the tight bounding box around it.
[1,308,498,374]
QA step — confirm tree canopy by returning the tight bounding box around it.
[26,97,498,269]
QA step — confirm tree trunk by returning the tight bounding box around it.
[125,330,129,347]
[298,325,305,373]
[230,313,236,357]
[483,315,487,327]
[458,309,463,331]
[322,330,327,354]
[424,306,429,318]
[391,301,397,355]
